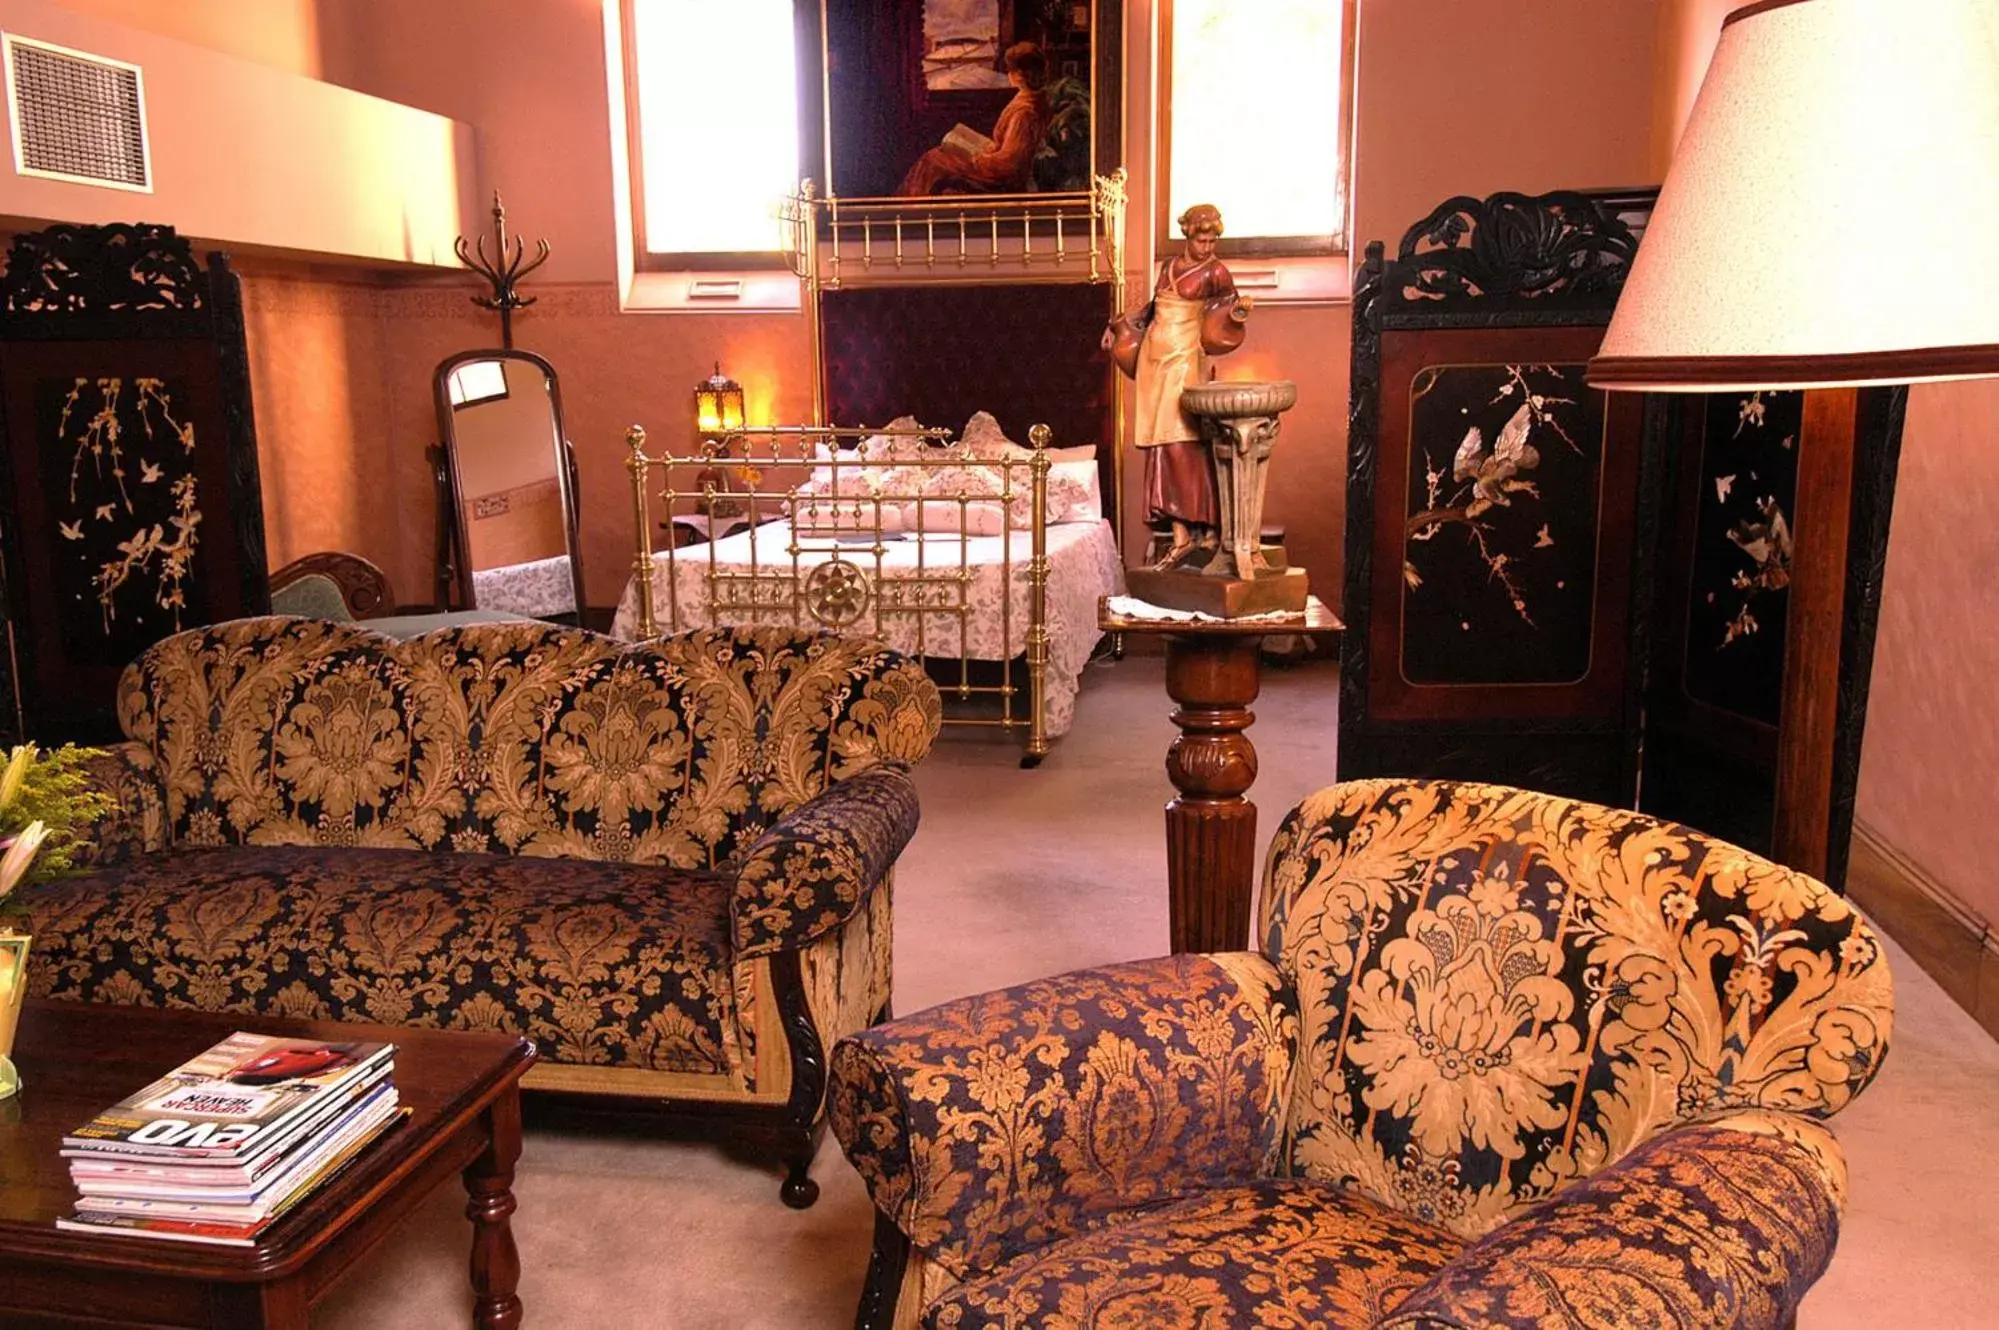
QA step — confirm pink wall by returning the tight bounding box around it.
[1647,0,1735,176]
[3,0,473,267]
[1351,0,1659,257]
[316,0,619,285]
[240,272,409,594]
[1853,383,1999,916]
[54,0,325,78]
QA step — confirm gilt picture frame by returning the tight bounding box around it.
[820,0,1122,200]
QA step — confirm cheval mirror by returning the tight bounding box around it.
[433,349,584,624]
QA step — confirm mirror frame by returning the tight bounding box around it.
[432,348,586,621]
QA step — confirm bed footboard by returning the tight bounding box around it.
[624,421,1084,765]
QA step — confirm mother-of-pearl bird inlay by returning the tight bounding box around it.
[1713,390,1797,649]
[1406,363,1582,626]
[52,376,201,634]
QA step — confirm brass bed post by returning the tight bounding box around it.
[1024,424,1053,767]
[626,424,657,641]
[1097,169,1130,570]
[800,180,828,429]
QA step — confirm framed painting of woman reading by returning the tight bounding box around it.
[824,0,1120,199]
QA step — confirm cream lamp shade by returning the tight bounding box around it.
[1589,0,1999,392]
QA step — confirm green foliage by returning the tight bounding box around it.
[0,744,116,884]
[1034,75,1093,192]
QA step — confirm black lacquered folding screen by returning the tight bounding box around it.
[1342,191,1904,885]
[0,223,268,742]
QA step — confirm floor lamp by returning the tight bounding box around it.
[1588,0,1999,880]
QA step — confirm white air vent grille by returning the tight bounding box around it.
[5,34,150,192]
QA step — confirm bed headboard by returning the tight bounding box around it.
[821,283,1117,501]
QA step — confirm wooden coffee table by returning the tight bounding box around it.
[0,1001,535,1328]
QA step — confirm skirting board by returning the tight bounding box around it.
[1846,821,1999,1042]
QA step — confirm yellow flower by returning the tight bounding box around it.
[1467,864,1519,917]
[1724,963,1775,1012]
[272,666,409,820]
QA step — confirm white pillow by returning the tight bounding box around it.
[793,495,903,534]
[899,500,1008,536]
[802,444,881,498]
[1050,458,1104,522]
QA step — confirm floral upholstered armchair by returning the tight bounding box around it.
[830,779,1894,1326]
[18,616,941,1206]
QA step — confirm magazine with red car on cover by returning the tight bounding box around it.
[64,1032,394,1160]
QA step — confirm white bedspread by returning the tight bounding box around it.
[611,520,1124,736]
[472,553,576,618]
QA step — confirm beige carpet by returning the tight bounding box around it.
[319,656,1999,1328]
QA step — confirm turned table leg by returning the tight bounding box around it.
[463,1089,524,1330]
[1162,632,1264,954]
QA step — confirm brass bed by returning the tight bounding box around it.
[615,421,1122,766]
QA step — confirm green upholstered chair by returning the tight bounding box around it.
[831,779,1893,1327]
[267,551,394,620]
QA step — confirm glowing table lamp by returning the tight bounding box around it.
[694,363,746,440]
[692,363,749,521]
[1588,0,1999,877]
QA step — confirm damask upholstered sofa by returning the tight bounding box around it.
[830,778,1895,1326]
[16,615,941,1206]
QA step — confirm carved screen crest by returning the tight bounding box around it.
[0,223,204,314]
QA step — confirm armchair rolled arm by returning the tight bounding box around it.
[829,951,1296,1282]
[731,765,921,959]
[63,743,169,869]
[1382,1109,1846,1330]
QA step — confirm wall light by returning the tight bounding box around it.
[694,362,746,439]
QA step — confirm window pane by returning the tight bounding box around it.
[1168,1,1344,243]
[449,360,509,408]
[632,0,799,255]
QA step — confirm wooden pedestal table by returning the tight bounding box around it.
[1101,595,1343,954]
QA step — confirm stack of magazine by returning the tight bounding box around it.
[57,1032,401,1246]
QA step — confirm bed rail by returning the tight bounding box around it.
[783,173,1127,291]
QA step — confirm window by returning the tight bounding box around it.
[622,0,801,267]
[1160,0,1356,255]
[448,360,509,408]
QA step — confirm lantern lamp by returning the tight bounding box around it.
[694,363,746,439]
